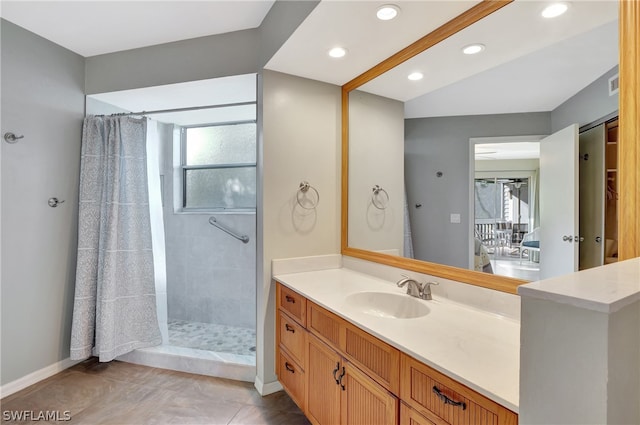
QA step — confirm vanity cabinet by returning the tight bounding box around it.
[275,282,518,425]
[306,333,399,425]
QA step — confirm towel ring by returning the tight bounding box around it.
[371,185,389,210]
[296,181,320,209]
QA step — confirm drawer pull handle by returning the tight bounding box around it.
[285,324,295,333]
[285,295,295,303]
[333,362,340,384]
[338,367,346,391]
[432,386,466,410]
[284,362,295,373]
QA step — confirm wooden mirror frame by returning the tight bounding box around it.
[341,0,640,295]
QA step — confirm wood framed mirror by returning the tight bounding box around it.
[341,0,639,294]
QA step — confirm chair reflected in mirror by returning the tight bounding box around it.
[474,237,494,274]
[520,227,540,264]
[495,221,513,256]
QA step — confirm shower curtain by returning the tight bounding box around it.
[70,116,162,362]
[403,188,415,259]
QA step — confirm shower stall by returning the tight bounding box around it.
[86,74,258,381]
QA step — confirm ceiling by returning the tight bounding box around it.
[0,1,275,56]
[1,1,620,119]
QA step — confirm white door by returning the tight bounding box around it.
[539,124,579,280]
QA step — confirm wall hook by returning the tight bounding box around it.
[48,198,65,208]
[4,132,24,144]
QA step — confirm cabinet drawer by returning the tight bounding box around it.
[308,301,342,348]
[343,321,400,395]
[278,310,306,368]
[400,354,517,425]
[277,283,306,326]
[277,348,305,411]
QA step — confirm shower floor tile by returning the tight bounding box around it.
[168,320,256,356]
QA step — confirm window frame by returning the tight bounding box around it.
[180,119,257,212]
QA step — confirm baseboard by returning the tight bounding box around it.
[254,376,282,396]
[0,357,80,398]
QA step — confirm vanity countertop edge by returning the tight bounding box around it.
[273,267,520,413]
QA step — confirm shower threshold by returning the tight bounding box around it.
[116,321,256,383]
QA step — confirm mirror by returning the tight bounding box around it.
[342,0,633,293]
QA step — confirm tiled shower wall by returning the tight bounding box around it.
[158,123,256,329]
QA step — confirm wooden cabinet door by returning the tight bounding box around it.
[307,334,342,425]
[341,361,399,425]
[400,403,436,425]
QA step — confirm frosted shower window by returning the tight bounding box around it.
[182,122,256,210]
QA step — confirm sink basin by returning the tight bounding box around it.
[345,292,430,319]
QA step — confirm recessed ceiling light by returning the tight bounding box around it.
[408,72,423,81]
[377,4,400,21]
[328,47,347,58]
[462,44,485,55]
[541,2,569,18]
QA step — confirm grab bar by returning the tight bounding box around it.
[208,217,250,244]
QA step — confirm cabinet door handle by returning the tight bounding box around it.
[332,362,340,384]
[285,362,295,373]
[338,367,346,391]
[285,295,295,303]
[432,386,466,410]
[285,324,295,333]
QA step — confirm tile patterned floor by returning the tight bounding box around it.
[168,320,256,356]
[1,358,309,425]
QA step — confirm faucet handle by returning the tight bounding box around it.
[420,281,439,300]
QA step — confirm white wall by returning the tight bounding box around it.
[348,90,404,254]
[519,296,640,424]
[1,20,85,386]
[257,70,341,391]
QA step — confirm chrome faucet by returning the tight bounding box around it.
[396,275,439,300]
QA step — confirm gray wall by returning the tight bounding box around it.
[551,66,619,132]
[85,29,259,95]
[1,20,85,385]
[404,113,551,268]
[257,1,320,69]
[85,1,319,94]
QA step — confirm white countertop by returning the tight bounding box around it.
[274,267,520,412]
[518,258,640,313]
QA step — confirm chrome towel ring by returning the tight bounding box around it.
[296,181,320,209]
[371,185,389,210]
